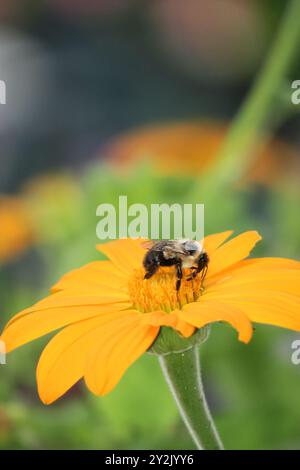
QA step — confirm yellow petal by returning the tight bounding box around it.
[51,282,127,296]
[37,315,125,404]
[207,231,262,278]
[231,257,300,271]
[5,289,129,327]
[1,304,129,353]
[224,292,300,332]
[178,300,253,343]
[205,269,300,298]
[96,238,146,274]
[143,311,195,338]
[84,314,159,395]
[51,261,127,293]
[203,230,233,254]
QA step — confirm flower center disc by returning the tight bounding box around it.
[128,267,203,313]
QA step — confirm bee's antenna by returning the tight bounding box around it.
[201,265,208,283]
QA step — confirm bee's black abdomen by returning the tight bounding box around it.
[158,256,177,267]
[143,250,176,270]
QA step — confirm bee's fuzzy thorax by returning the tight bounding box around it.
[182,256,198,268]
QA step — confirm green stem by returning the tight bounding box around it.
[159,346,223,450]
[204,0,300,186]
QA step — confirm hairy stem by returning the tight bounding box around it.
[159,346,223,450]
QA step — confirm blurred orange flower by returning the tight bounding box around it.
[104,121,300,184]
[1,231,300,404]
[0,196,34,264]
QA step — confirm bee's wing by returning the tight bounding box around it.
[164,246,187,255]
[169,240,189,255]
[141,240,155,250]
[141,240,170,250]
[141,240,187,255]
[159,240,187,255]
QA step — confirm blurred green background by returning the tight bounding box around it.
[1,0,300,450]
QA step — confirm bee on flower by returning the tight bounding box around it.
[1,230,300,405]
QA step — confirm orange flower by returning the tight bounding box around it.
[104,121,299,184]
[1,231,300,404]
[0,196,34,264]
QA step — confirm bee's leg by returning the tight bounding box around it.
[186,268,198,282]
[187,258,207,281]
[175,262,183,291]
[144,262,159,280]
[201,264,208,281]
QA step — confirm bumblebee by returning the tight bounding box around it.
[143,239,209,291]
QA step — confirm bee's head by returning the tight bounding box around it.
[182,240,202,256]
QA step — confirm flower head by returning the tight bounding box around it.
[1,230,300,404]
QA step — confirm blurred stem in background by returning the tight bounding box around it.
[163,0,300,450]
[192,0,300,189]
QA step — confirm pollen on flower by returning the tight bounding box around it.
[128,267,203,313]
